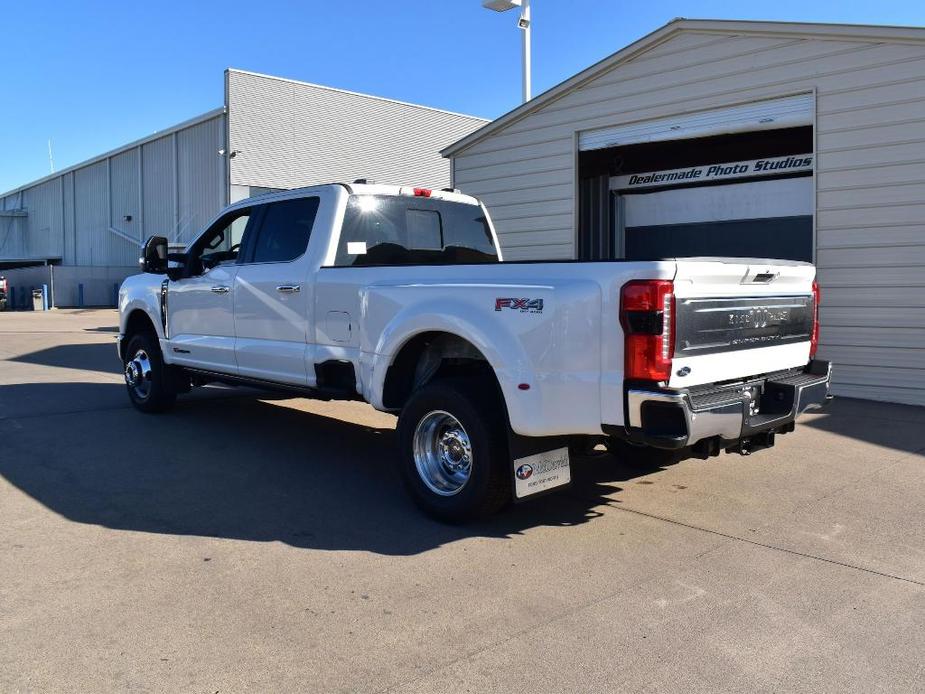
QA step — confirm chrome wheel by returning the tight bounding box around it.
[412,410,473,496]
[124,348,153,400]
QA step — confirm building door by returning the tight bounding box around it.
[616,177,813,262]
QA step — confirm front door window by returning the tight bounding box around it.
[187,208,254,276]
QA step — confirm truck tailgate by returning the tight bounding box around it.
[669,259,816,388]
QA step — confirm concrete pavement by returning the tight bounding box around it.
[1,309,923,692]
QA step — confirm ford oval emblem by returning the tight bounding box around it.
[515,464,533,480]
[676,366,691,377]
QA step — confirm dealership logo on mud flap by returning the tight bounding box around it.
[513,447,571,499]
[515,464,534,480]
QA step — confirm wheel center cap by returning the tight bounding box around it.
[440,432,469,470]
[125,362,139,386]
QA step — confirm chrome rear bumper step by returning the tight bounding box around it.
[620,360,832,451]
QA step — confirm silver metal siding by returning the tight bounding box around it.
[110,149,141,246]
[226,70,487,191]
[62,172,75,264]
[73,161,108,266]
[142,135,177,243]
[0,111,226,267]
[450,31,925,405]
[0,191,26,259]
[21,179,64,261]
[176,116,226,246]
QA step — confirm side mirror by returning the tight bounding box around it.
[140,236,169,274]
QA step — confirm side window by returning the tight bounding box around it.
[248,197,320,264]
[442,205,497,260]
[193,208,254,274]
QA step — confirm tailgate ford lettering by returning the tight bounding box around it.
[676,296,813,356]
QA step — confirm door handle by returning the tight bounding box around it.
[276,285,301,294]
[210,286,230,294]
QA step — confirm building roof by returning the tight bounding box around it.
[226,69,491,123]
[0,108,226,199]
[441,17,925,158]
[3,71,489,200]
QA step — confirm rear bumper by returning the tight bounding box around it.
[617,360,832,450]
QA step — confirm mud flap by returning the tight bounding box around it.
[507,429,572,502]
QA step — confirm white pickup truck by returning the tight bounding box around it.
[119,182,831,520]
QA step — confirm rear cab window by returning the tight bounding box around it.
[333,195,499,267]
[245,197,320,264]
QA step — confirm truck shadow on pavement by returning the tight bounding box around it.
[0,381,669,556]
[10,342,122,376]
[800,397,925,455]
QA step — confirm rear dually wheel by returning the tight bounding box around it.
[397,378,510,522]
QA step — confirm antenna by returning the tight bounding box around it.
[47,139,55,174]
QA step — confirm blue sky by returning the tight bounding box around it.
[2,0,923,193]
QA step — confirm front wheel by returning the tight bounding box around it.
[123,332,177,413]
[397,378,510,522]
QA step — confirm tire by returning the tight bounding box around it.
[123,332,177,413]
[397,377,510,522]
[604,437,683,467]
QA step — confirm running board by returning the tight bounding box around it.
[183,367,361,402]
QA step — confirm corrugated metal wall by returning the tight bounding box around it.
[73,160,108,266]
[177,117,227,244]
[0,110,227,268]
[142,135,177,244]
[449,29,925,406]
[110,148,141,263]
[226,70,487,191]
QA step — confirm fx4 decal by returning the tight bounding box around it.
[495,298,544,314]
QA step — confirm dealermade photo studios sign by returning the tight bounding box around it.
[610,154,813,191]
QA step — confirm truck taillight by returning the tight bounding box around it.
[810,279,821,358]
[620,279,675,381]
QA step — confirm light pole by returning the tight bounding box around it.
[482,0,532,103]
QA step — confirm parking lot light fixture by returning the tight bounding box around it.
[481,0,531,103]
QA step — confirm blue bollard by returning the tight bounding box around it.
[112,283,119,307]
[42,284,49,311]
[78,283,84,308]
[9,286,15,309]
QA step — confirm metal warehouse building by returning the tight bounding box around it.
[0,69,486,307]
[444,19,925,407]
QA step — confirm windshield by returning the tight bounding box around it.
[333,195,499,267]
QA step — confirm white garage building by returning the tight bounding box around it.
[444,19,925,407]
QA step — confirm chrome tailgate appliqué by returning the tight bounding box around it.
[675,295,814,356]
